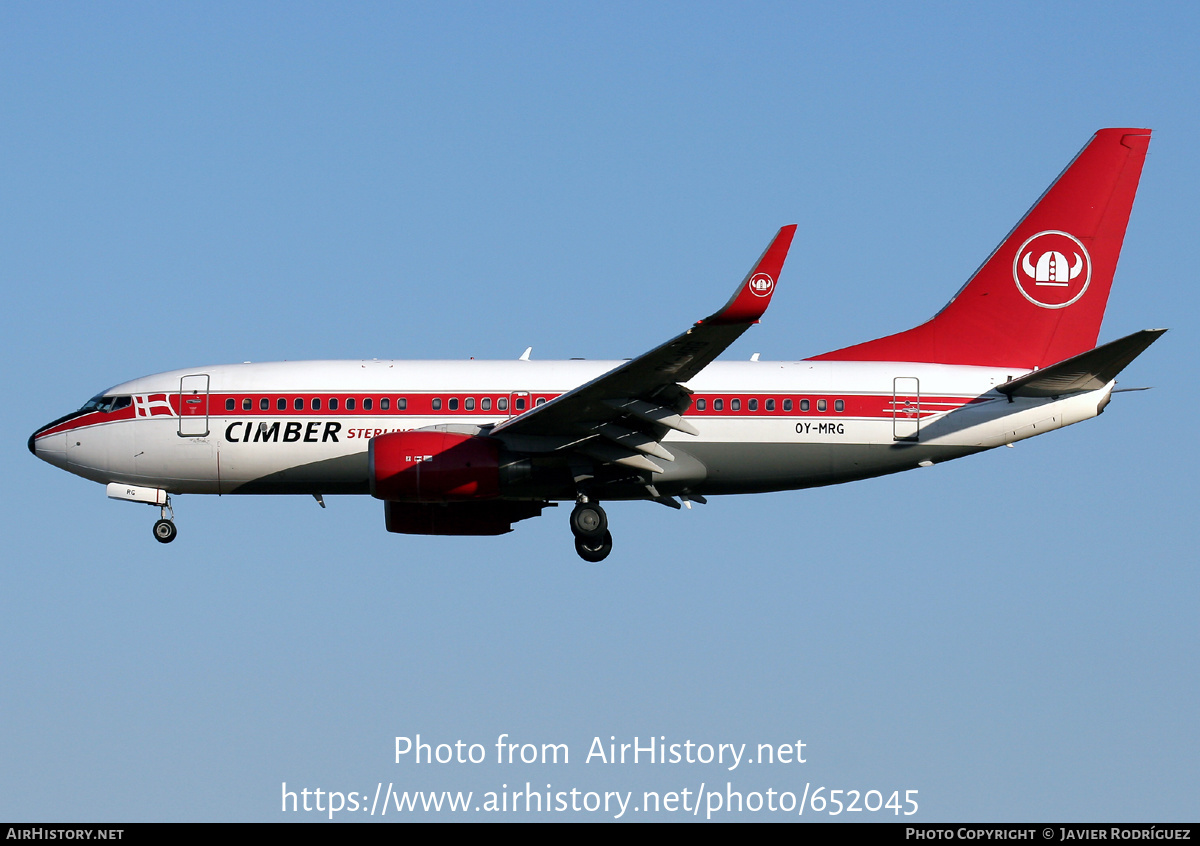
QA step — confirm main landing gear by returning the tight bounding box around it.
[570,500,612,562]
[152,496,177,544]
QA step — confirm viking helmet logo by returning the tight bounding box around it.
[1012,230,1092,309]
[1021,249,1084,287]
[748,272,774,298]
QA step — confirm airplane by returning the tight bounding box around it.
[29,128,1163,562]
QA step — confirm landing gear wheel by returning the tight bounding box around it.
[575,530,613,563]
[570,502,608,540]
[153,519,177,544]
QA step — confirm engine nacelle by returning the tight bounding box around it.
[369,431,500,502]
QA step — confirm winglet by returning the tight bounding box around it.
[703,225,797,325]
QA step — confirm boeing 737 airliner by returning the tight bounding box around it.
[29,129,1163,561]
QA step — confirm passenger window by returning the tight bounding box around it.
[329,398,339,410]
[226,399,235,411]
[448,398,459,411]
[731,399,741,411]
[397,398,406,410]
[295,398,303,411]
[346,398,356,410]
[835,399,844,412]
[515,398,526,411]
[432,398,441,411]
[465,397,475,411]
[783,399,793,412]
[535,397,546,406]
[766,399,775,411]
[312,398,321,410]
[380,398,390,410]
[800,399,809,412]
[481,397,491,411]
[498,397,509,411]
[277,398,286,411]
[696,398,706,411]
[242,398,252,411]
[363,398,372,410]
[713,399,724,411]
[817,399,827,412]
[260,398,269,411]
[748,399,758,411]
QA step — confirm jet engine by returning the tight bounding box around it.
[369,430,500,502]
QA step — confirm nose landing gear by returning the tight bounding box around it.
[570,499,611,562]
[152,496,177,544]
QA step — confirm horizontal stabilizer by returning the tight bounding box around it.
[997,329,1166,398]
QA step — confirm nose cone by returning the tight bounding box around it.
[29,422,70,469]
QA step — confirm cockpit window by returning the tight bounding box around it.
[80,395,131,414]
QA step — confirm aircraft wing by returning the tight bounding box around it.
[489,225,797,475]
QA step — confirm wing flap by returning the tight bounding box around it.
[593,422,676,461]
[602,398,700,436]
[576,441,666,474]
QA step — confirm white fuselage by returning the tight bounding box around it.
[31,358,1112,501]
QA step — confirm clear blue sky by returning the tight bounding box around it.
[3,1,1197,821]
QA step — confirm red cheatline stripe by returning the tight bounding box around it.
[36,391,986,440]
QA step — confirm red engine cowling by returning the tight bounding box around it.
[370,431,500,502]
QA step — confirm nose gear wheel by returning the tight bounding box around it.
[153,519,177,543]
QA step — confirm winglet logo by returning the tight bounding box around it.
[1013,230,1091,309]
[748,272,775,298]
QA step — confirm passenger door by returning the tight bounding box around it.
[178,374,210,437]
[892,377,920,441]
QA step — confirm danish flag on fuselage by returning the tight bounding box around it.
[29,129,1164,561]
[134,394,176,418]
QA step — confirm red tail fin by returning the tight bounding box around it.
[810,129,1151,369]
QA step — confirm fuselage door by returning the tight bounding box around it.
[178,374,210,437]
[893,377,920,441]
